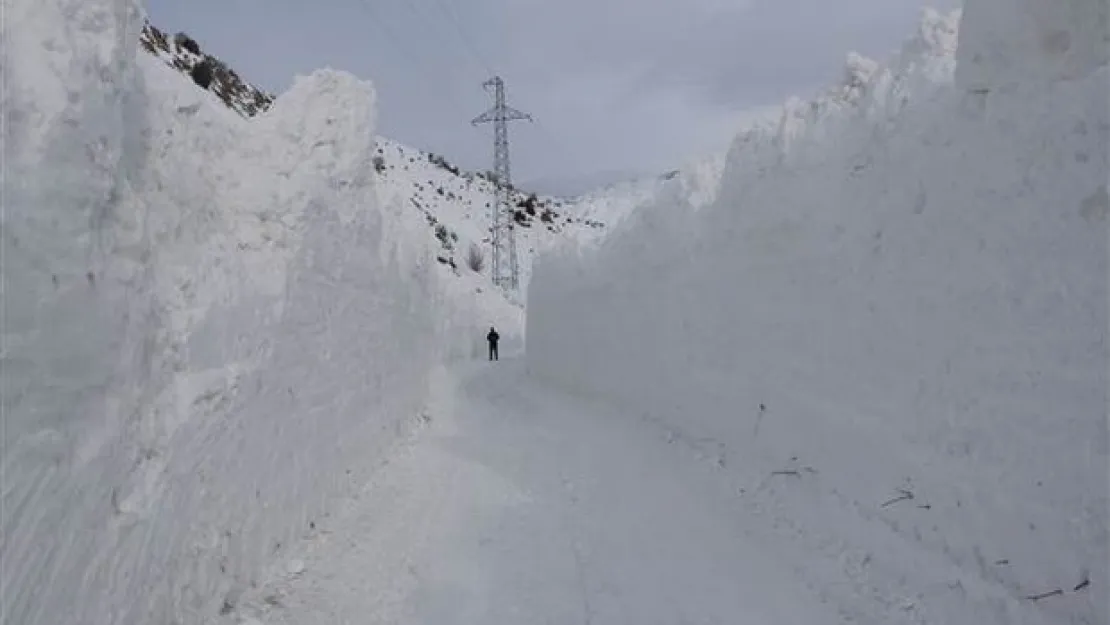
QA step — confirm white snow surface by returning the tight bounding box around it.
[2,0,499,622]
[955,0,1108,90]
[233,360,837,625]
[566,153,728,249]
[528,7,1108,625]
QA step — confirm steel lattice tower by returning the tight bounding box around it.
[472,76,531,292]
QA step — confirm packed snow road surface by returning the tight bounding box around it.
[236,359,832,624]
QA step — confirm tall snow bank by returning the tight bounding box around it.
[567,154,729,248]
[2,1,440,622]
[528,8,1107,625]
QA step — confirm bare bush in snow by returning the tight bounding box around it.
[466,244,485,273]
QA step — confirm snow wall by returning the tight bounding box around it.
[528,7,1108,625]
[2,0,461,622]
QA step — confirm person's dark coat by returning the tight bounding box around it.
[486,327,500,361]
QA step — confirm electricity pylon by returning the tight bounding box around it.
[472,76,531,292]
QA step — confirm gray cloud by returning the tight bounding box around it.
[146,0,957,192]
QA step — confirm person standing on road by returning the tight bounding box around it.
[487,326,500,361]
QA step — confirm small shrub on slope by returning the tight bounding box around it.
[466,244,485,273]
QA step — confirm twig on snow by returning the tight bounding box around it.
[1022,570,1089,601]
[881,488,914,508]
[771,470,801,477]
[1025,589,1064,602]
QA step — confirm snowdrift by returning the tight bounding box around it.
[2,0,459,622]
[528,7,1107,625]
[568,153,727,249]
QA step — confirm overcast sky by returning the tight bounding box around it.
[146,0,958,193]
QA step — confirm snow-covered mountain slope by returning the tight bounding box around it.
[370,137,604,293]
[139,22,605,295]
[2,0,514,622]
[528,7,1107,625]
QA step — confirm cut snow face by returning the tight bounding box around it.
[561,153,728,250]
[528,7,1108,625]
[2,0,488,622]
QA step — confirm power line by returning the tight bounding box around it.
[354,0,428,73]
[353,0,493,150]
[409,0,578,180]
[528,115,579,173]
[355,0,576,191]
[423,0,499,76]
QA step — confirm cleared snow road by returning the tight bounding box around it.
[236,358,830,624]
